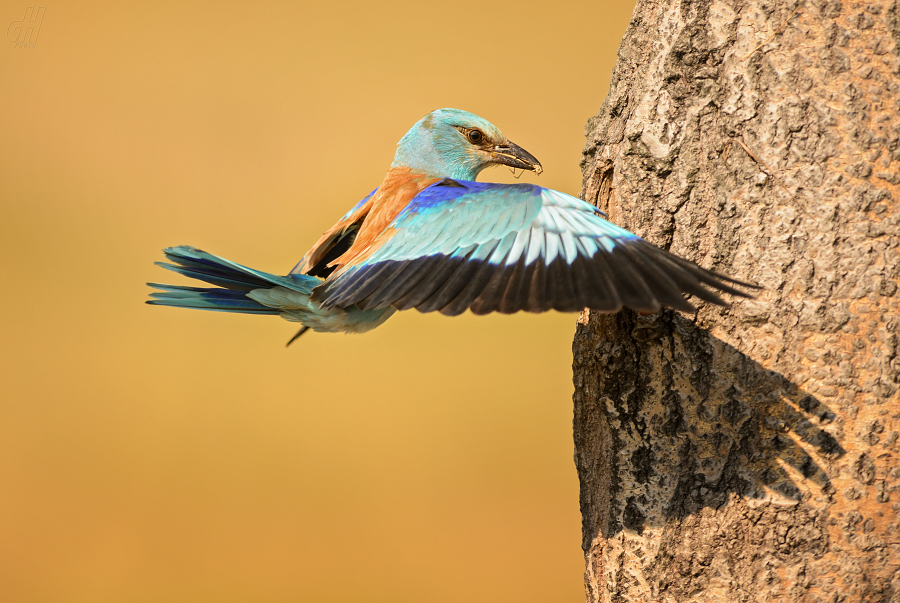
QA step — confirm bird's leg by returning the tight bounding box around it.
[286,326,310,347]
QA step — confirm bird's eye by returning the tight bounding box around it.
[466,129,484,144]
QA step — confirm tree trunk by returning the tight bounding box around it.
[573,0,900,601]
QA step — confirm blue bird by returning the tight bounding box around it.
[148,109,755,344]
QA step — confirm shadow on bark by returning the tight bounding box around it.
[573,309,845,543]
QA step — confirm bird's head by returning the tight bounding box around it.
[391,108,543,181]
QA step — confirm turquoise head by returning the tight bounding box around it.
[391,108,542,181]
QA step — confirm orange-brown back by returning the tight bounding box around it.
[296,168,439,278]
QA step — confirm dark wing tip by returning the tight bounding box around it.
[633,241,761,305]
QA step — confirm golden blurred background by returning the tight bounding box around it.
[0,1,635,601]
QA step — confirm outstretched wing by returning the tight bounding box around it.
[310,180,754,316]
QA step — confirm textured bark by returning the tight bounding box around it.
[573,0,900,601]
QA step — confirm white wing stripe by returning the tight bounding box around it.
[579,236,599,257]
[488,231,518,265]
[449,243,478,259]
[506,228,532,266]
[540,207,569,234]
[560,230,578,264]
[525,226,545,265]
[544,232,560,265]
[599,235,617,253]
[470,241,496,262]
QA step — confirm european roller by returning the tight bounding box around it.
[148,109,755,344]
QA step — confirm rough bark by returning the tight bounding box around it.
[573,0,900,601]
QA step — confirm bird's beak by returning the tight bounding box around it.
[489,141,543,174]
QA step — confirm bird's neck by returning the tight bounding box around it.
[391,133,481,181]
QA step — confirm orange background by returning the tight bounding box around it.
[0,1,634,601]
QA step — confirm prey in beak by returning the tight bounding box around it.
[489,141,543,174]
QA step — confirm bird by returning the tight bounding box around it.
[148,108,756,345]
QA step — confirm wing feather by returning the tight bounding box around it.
[439,232,519,316]
[357,257,439,310]
[416,241,500,313]
[311,181,756,315]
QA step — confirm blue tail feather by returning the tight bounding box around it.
[147,283,280,314]
[154,261,267,291]
[148,245,395,334]
[147,246,318,315]
[148,283,226,294]
[161,246,313,292]
[160,251,275,290]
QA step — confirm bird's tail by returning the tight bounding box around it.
[147,246,320,314]
[147,282,283,314]
[147,246,396,338]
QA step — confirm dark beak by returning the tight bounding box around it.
[489,141,543,174]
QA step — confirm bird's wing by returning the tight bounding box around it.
[310,180,754,315]
[290,188,378,277]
